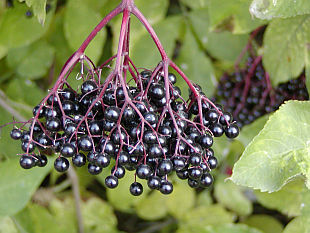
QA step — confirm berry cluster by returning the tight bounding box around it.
[10,65,239,195]
[213,56,309,127]
[8,0,239,196]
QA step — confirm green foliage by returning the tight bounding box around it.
[214,176,252,216]
[6,41,55,80]
[0,2,54,49]
[231,101,310,192]
[64,0,106,64]
[263,15,310,86]
[243,215,283,233]
[250,0,310,20]
[0,158,52,217]
[1,0,310,232]
[19,0,47,25]
[254,179,310,217]
[208,0,266,34]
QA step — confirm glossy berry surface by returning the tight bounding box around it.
[130,182,143,196]
[54,157,69,172]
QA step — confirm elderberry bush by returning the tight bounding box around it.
[213,56,309,128]
[8,0,239,196]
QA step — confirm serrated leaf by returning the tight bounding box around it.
[238,115,269,147]
[214,176,252,216]
[6,41,54,80]
[0,2,53,49]
[283,216,310,233]
[230,100,310,192]
[263,15,310,86]
[250,0,310,20]
[176,29,216,96]
[208,0,265,34]
[0,158,52,217]
[189,9,249,63]
[64,0,106,64]
[254,179,310,217]
[243,215,283,233]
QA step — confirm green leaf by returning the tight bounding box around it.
[179,0,208,9]
[6,79,45,107]
[0,158,52,217]
[22,0,47,25]
[180,204,236,228]
[263,15,310,86]
[28,201,76,233]
[6,41,55,80]
[208,0,265,34]
[166,181,195,219]
[238,115,269,147]
[283,216,310,233]
[0,2,53,49]
[82,197,118,233]
[64,0,106,64]
[189,9,249,63]
[230,100,310,192]
[178,223,260,233]
[130,15,182,68]
[250,0,310,20]
[135,191,168,220]
[214,176,252,216]
[305,42,310,93]
[243,215,283,233]
[0,217,18,233]
[176,28,216,96]
[254,179,310,217]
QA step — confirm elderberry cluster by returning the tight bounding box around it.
[213,57,309,128]
[10,66,239,196]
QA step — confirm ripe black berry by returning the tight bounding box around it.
[35,154,48,167]
[81,80,97,95]
[78,136,93,151]
[54,157,69,172]
[10,129,22,140]
[225,124,240,138]
[60,143,76,157]
[96,153,110,168]
[147,176,161,189]
[72,153,86,167]
[200,173,213,187]
[20,155,35,169]
[104,106,120,122]
[105,175,118,189]
[130,182,143,196]
[46,117,61,132]
[136,164,152,179]
[88,163,102,175]
[111,165,125,179]
[208,156,218,169]
[160,181,173,195]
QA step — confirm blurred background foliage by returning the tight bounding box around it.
[0,0,310,232]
